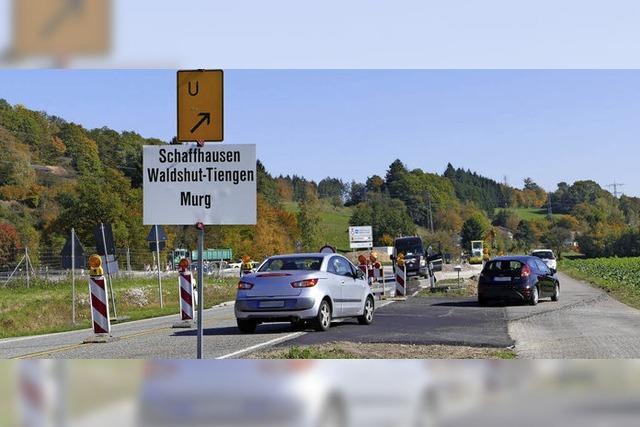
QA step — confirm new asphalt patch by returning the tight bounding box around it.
[282,296,514,348]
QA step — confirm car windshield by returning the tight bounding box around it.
[396,241,424,256]
[259,257,323,272]
[532,251,554,260]
[483,260,524,275]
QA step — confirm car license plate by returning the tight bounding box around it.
[259,300,285,308]
[494,276,511,282]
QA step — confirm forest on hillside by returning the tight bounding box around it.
[1,100,640,271]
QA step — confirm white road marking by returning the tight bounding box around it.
[216,332,306,359]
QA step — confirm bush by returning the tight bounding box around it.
[469,256,484,265]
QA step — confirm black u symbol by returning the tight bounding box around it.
[188,81,199,96]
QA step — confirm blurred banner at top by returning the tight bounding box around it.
[1,0,640,68]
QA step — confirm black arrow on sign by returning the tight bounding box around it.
[190,112,211,133]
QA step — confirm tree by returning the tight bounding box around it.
[542,226,572,259]
[460,215,489,251]
[317,177,346,201]
[0,222,21,266]
[297,187,322,252]
[349,194,415,245]
[345,181,367,206]
[514,220,536,251]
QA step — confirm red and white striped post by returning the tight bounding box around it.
[173,258,195,328]
[83,255,111,343]
[371,263,385,299]
[394,263,407,298]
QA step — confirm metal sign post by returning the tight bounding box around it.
[155,225,164,308]
[196,223,205,359]
[71,228,76,324]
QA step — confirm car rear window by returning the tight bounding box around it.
[259,257,323,272]
[483,260,524,276]
[532,251,555,260]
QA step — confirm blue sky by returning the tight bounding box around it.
[1,70,639,196]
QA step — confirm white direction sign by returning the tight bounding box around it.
[143,144,256,225]
[349,226,373,249]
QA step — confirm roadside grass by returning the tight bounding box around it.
[559,257,640,310]
[253,342,516,359]
[284,201,353,249]
[0,275,237,339]
[417,278,477,298]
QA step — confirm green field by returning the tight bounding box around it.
[560,257,640,309]
[494,207,562,221]
[0,275,238,339]
[284,201,353,250]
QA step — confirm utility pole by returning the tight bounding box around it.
[547,193,553,218]
[606,181,625,198]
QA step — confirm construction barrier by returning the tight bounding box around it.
[86,254,111,339]
[174,259,195,328]
[395,264,407,297]
[369,265,385,299]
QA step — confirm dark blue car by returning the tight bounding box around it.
[477,256,560,306]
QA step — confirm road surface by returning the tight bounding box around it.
[3,272,640,359]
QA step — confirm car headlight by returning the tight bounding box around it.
[420,259,426,267]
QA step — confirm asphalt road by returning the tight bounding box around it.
[0,301,305,359]
[283,296,513,348]
[3,271,640,359]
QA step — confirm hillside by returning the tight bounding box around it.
[283,201,353,250]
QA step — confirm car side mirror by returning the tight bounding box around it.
[390,255,396,261]
[356,269,365,280]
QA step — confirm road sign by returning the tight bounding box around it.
[349,226,373,249]
[143,144,257,225]
[177,70,223,142]
[147,225,168,242]
[93,223,115,256]
[60,231,86,269]
[12,0,110,57]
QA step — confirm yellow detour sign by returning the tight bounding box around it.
[177,70,224,142]
[12,0,110,57]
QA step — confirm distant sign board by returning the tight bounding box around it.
[349,226,373,249]
[177,70,223,142]
[143,144,257,225]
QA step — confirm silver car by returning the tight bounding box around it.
[235,253,375,333]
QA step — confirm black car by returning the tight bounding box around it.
[477,256,559,306]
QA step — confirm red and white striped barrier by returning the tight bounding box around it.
[173,259,195,328]
[369,266,385,299]
[395,264,407,297]
[89,275,111,335]
[179,271,194,321]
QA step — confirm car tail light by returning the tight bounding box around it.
[521,265,531,278]
[291,278,319,288]
[237,281,254,290]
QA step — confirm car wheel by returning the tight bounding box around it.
[358,296,374,325]
[551,283,559,302]
[529,286,539,306]
[237,319,257,334]
[313,300,332,332]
